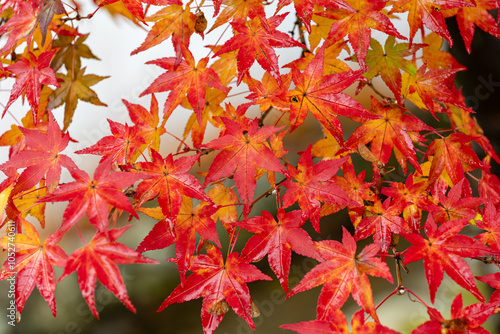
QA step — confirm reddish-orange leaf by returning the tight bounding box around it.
[3,51,59,122]
[412,293,495,334]
[445,0,500,53]
[0,219,67,317]
[204,117,289,217]
[75,119,145,165]
[320,0,406,70]
[423,178,484,224]
[389,0,473,47]
[124,94,166,153]
[475,200,500,251]
[281,309,400,334]
[98,0,180,23]
[140,45,227,124]
[403,216,491,303]
[214,13,305,87]
[244,72,292,112]
[131,4,195,55]
[425,133,483,185]
[346,98,431,174]
[287,227,393,322]
[158,246,272,334]
[402,64,466,118]
[0,113,76,193]
[282,145,357,232]
[137,196,220,282]
[132,149,214,221]
[0,2,38,55]
[209,0,265,32]
[57,225,158,318]
[288,45,376,145]
[40,158,143,233]
[238,209,321,293]
[355,198,410,255]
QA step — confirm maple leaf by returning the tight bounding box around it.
[401,64,467,117]
[131,149,214,221]
[475,200,500,251]
[131,4,196,56]
[98,0,180,23]
[75,119,146,164]
[3,50,59,122]
[346,97,432,174]
[423,178,484,224]
[363,36,423,103]
[214,13,305,86]
[0,219,67,317]
[288,227,393,322]
[40,158,143,233]
[137,196,220,282]
[411,293,495,334]
[355,198,411,255]
[381,173,433,232]
[57,225,158,318]
[51,34,100,72]
[0,113,76,193]
[158,245,272,333]
[288,45,376,145]
[238,209,320,293]
[282,145,357,232]
[281,309,400,334]
[320,0,406,70]
[425,133,483,185]
[209,0,265,32]
[203,117,289,217]
[389,0,473,47]
[0,2,38,55]
[444,0,500,53]
[402,216,492,303]
[244,72,292,112]
[422,33,463,70]
[124,94,166,154]
[206,183,239,233]
[140,45,227,124]
[48,66,109,131]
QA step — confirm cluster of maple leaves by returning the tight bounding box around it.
[1,0,500,333]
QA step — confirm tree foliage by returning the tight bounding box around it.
[1,0,500,333]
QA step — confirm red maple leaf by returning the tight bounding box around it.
[402,216,492,303]
[282,145,358,232]
[40,157,143,233]
[157,245,272,334]
[57,225,158,318]
[238,209,321,293]
[475,200,500,251]
[0,2,38,55]
[287,227,393,322]
[75,119,145,164]
[3,51,59,122]
[354,198,411,255]
[412,293,495,334]
[214,13,304,87]
[390,0,473,47]
[204,117,289,217]
[281,309,400,334]
[0,219,67,317]
[287,45,377,145]
[422,178,484,224]
[346,97,432,174]
[131,149,214,221]
[320,0,406,70]
[0,113,76,193]
[425,133,484,185]
[140,45,227,124]
[137,196,220,282]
